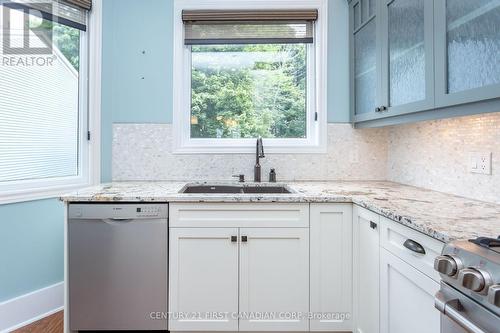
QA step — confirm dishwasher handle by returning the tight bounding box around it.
[435,291,487,333]
[102,218,135,225]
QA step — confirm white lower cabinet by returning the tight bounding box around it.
[353,206,380,333]
[168,203,442,333]
[310,204,353,331]
[239,228,309,331]
[380,248,440,333]
[169,228,240,331]
[168,203,310,332]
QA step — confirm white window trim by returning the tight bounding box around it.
[0,0,102,205]
[172,0,328,154]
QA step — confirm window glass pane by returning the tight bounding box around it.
[388,0,425,106]
[0,9,80,182]
[190,44,307,139]
[446,0,500,93]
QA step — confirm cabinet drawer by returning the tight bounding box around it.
[169,203,309,228]
[380,217,444,282]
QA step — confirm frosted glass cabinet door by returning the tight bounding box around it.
[351,0,380,119]
[435,0,500,106]
[381,0,434,114]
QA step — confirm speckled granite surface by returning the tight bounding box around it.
[61,181,500,242]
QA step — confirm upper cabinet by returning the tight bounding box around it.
[350,0,381,119]
[380,0,434,115]
[350,0,500,127]
[434,0,500,107]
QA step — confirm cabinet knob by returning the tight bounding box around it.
[380,106,388,111]
[241,236,248,242]
[375,107,381,112]
[231,235,237,242]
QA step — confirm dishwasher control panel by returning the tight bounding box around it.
[69,203,169,220]
[135,206,163,217]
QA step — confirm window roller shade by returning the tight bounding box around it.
[1,0,90,31]
[183,9,318,45]
[64,0,91,10]
[182,10,318,22]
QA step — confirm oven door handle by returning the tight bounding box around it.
[435,291,488,333]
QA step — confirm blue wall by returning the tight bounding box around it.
[0,199,64,302]
[101,0,350,181]
[101,0,173,181]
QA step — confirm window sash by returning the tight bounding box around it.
[177,43,319,153]
[0,10,90,201]
[173,0,327,154]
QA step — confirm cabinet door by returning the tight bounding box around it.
[380,0,434,115]
[310,204,353,331]
[353,206,380,333]
[239,228,309,331]
[380,248,440,333]
[351,0,382,121]
[169,228,239,331]
[435,0,500,107]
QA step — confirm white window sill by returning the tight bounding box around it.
[0,181,93,205]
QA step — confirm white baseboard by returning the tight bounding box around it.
[0,282,64,333]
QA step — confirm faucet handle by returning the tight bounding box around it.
[232,174,245,183]
[257,137,265,158]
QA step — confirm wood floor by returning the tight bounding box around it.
[12,311,63,333]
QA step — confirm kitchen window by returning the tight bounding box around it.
[0,0,95,203]
[173,0,328,153]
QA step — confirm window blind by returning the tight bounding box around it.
[182,9,318,45]
[1,0,90,30]
[0,14,80,183]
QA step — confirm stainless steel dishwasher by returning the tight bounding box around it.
[68,203,168,331]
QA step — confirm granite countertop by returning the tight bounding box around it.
[61,181,500,243]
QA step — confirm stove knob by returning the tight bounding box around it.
[434,255,460,276]
[458,268,489,292]
[488,285,500,307]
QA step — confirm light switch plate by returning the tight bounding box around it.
[469,152,492,175]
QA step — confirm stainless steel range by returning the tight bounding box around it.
[434,237,500,333]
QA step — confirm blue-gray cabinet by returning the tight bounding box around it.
[350,0,500,127]
[350,0,381,120]
[435,0,500,107]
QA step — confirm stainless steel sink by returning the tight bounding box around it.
[180,184,293,194]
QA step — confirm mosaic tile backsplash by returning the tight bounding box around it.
[112,124,389,182]
[112,112,500,204]
[387,112,500,204]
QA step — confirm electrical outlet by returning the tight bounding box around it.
[469,152,492,175]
